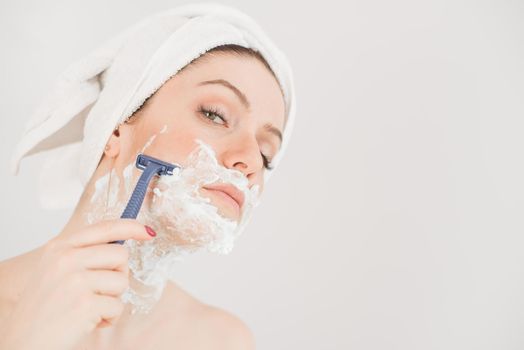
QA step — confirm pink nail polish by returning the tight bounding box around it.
[145,225,156,237]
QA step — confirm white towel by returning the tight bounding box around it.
[10,3,296,210]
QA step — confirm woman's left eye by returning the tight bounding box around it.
[198,105,227,126]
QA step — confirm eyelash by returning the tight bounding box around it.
[198,104,228,126]
[197,104,274,171]
[261,153,274,171]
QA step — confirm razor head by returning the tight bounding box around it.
[136,154,179,176]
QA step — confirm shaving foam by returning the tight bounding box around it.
[86,133,260,314]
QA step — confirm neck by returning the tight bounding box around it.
[60,166,104,238]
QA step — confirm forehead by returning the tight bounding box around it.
[177,53,286,131]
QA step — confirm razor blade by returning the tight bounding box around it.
[136,154,178,176]
[110,154,179,245]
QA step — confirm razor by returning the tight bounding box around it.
[110,154,179,245]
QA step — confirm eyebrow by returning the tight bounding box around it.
[198,78,283,146]
[197,79,250,110]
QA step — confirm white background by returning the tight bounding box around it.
[1,0,523,349]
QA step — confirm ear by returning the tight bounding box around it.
[103,129,121,158]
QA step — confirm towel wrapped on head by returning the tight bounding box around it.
[10,2,296,210]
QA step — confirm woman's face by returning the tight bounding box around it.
[103,53,286,222]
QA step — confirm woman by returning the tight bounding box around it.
[0,4,295,350]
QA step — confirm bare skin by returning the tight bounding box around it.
[0,52,286,349]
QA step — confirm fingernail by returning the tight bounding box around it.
[145,225,156,237]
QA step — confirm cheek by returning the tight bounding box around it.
[145,132,198,167]
[139,128,225,170]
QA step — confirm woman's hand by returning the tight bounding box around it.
[0,219,155,350]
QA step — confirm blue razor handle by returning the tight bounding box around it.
[110,154,178,245]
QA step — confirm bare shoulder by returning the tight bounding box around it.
[159,282,256,349]
[197,303,256,350]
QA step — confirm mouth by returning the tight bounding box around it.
[202,183,245,217]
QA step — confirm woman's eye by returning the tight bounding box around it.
[198,105,227,126]
[204,111,226,125]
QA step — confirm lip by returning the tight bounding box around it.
[202,183,245,214]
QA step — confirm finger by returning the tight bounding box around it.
[74,244,129,272]
[87,270,129,297]
[68,219,155,248]
[92,294,125,325]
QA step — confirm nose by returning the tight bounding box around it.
[220,132,263,182]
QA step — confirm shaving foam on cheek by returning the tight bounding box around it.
[86,128,260,314]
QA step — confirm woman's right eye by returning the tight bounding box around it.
[198,105,228,126]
